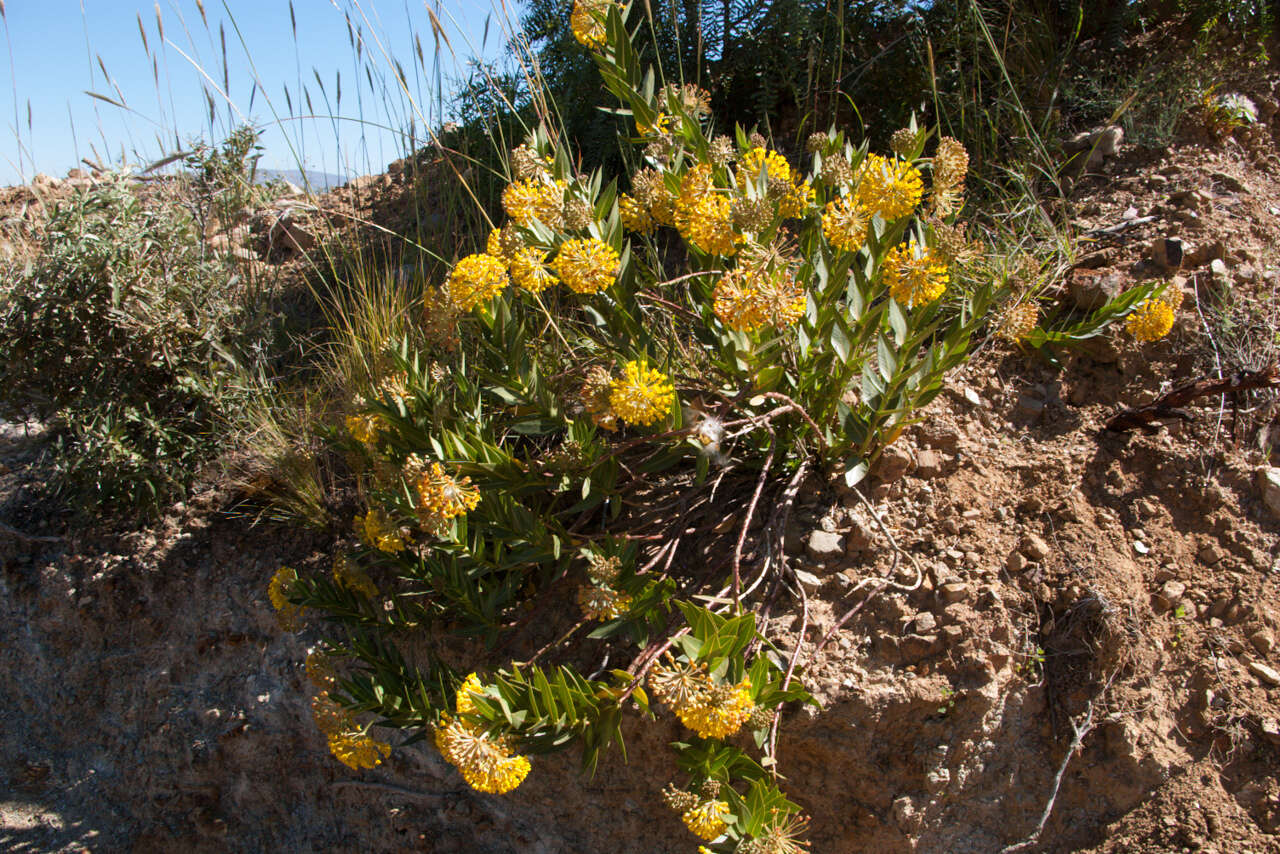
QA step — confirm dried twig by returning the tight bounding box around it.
[1103,364,1279,433]
[1001,701,1097,853]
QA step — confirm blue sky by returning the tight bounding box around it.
[0,1,523,186]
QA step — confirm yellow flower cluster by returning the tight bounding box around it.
[1125,297,1175,342]
[738,147,813,219]
[675,165,738,256]
[345,413,382,447]
[821,195,869,253]
[855,153,923,221]
[502,177,565,228]
[619,194,654,234]
[609,359,676,427]
[577,584,633,620]
[649,657,756,739]
[333,552,380,598]
[510,246,558,293]
[884,242,949,308]
[676,678,755,739]
[312,692,392,770]
[445,253,508,312]
[713,260,807,333]
[570,0,614,49]
[435,674,529,795]
[355,508,405,554]
[997,302,1039,343]
[413,460,481,534]
[268,566,303,631]
[682,800,731,841]
[435,716,532,794]
[553,237,619,294]
[454,672,486,715]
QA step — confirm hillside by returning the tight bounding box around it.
[2,77,1279,852]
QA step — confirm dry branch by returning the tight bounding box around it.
[1103,364,1279,433]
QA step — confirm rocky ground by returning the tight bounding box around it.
[3,87,1280,854]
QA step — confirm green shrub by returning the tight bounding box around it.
[0,171,252,512]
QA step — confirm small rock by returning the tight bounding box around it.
[805,531,845,560]
[1249,629,1275,655]
[1258,468,1280,518]
[1198,543,1226,565]
[1248,661,1280,687]
[1134,541,1150,555]
[913,612,938,634]
[877,446,914,483]
[1019,534,1052,561]
[1187,240,1224,267]
[793,569,823,591]
[1006,551,1029,573]
[914,450,945,480]
[1162,580,1187,601]
[1260,718,1280,746]
[900,634,941,660]
[940,582,970,604]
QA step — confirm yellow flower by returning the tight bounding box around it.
[570,0,614,49]
[311,690,391,769]
[997,302,1039,343]
[1125,297,1175,342]
[822,196,869,253]
[675,166,738,256]
[713,262,806,333]
[345,413,382,447]
[502,177,566,228]
[675,678,755,739]
[637,112,679,137]
[413,461,481,533]
[510,247,558,293]
[455,672,486,715]
[855,153,923,221]
[485,227,508,264]
[327,730,392,770]
[778,180,815,219]
[434,716,531,795]
[268,566,304,630]
[619,194,655,234]
[445,253,508,312]
[740,146,793,185]
[884,242,948,308]
[609,360,675,427]
[333,551,381,597]
[682,800,730,841]
[553,237,620,294]
[577,584,633,620]
[354,508,405,555]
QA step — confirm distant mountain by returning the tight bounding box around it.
[256,168,349,193]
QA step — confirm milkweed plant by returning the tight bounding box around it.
[265,2,1174,849]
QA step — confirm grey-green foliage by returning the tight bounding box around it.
[0,171,252,512]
